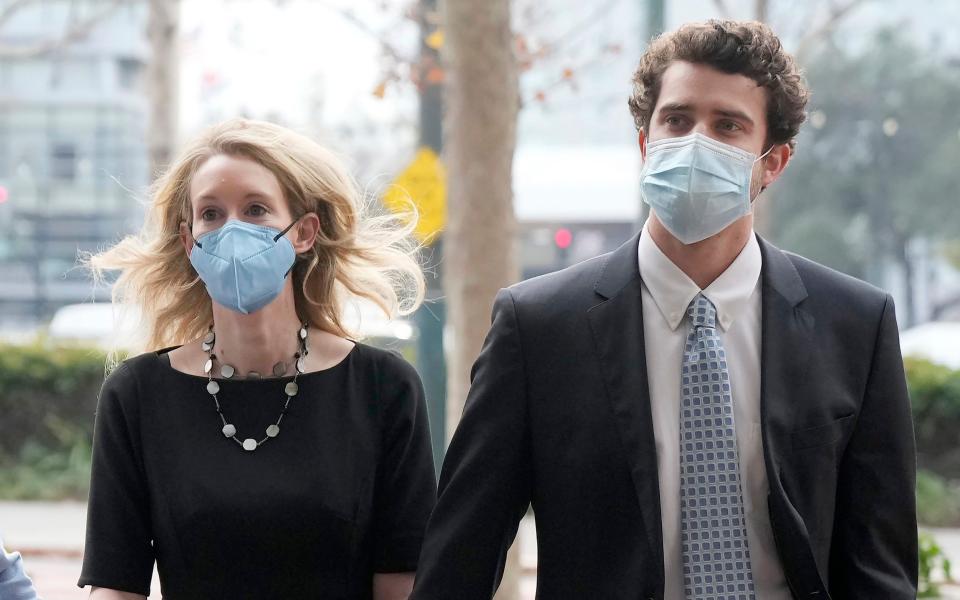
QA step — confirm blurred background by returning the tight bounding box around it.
[0,0,958,597]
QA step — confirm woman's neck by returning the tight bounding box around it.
[209,285,304,377]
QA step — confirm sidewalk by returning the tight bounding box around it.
[2,501,957,599]
[0,501,160,600]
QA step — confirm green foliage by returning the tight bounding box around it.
[944,240,960,272]
[0,424,92,500]
[906,358,960,479]
[919,531,954,597]
[917,470,960,527]
[0,341,107,457]
[0,340,108,499]
[770,28,960,302]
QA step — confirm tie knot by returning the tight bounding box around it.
[687,293,717,329]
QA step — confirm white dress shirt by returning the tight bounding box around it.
[637,221,791,599]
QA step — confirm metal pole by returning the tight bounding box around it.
[414,0,447,475]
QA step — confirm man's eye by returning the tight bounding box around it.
[718,120,741,131]
[666,115,685,126]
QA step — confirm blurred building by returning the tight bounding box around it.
[513,145,637,278]
[0,1,148,331]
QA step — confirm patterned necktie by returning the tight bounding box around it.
[679,293,755,599]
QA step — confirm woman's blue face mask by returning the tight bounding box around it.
[189,218,299,314]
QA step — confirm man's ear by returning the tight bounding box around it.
[639,129,648,162]
[760,143,792,189]
[179,221,194,256]
[293,212,320,254]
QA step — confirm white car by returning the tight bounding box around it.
[47,300,415,350]
[900,321,960,370]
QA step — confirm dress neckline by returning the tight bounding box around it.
[155,343,359,383]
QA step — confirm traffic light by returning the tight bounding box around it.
[554,227,573,266]
[554,227,572,250]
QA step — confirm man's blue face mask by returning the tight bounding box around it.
[640,132,772,244]
[189,218,300,314]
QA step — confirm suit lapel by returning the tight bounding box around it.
[757,236,829,596]
[585,233,826,594]
[586,231,664,581]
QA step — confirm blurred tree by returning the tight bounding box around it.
[770,29,960,326]
[441,0,521,597]
[146,0,180,178]
[0,0,125,58]
[708,0,877,234]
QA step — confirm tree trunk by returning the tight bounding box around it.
[441,0,521,597]
[146,0,180,179]
[754,0,769,22]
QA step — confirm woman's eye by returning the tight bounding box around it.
[247,205,267,217]
[201,209,219,221]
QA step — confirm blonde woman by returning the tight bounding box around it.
[77,119,436,600]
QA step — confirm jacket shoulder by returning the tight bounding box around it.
[506,253,609,312]
[785,250,889,309]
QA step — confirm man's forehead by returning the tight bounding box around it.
[655,60,766,116]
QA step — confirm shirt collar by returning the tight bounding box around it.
[637,220,762,332]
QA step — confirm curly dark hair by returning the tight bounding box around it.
[628,20,809,150]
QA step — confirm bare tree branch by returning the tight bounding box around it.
[543,0,622,54]
[524,44,621,107]
[0,0,35,29]
[315,1,412,65]
[0,0,126,59]
[795,0,868,60]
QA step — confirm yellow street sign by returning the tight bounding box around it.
[425,29,444,50]
[383,147,446,244]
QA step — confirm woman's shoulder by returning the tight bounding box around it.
[115,349,168,380]
[352,342,420,385]
[97,350,169,404]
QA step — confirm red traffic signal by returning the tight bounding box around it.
[554,228,573,250]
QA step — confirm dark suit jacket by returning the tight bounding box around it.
[412,233,918,600]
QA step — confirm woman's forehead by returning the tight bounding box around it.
[189,154,283,203]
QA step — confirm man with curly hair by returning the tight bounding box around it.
[413,20,917,600]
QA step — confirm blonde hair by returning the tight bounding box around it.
[86,118,425,360]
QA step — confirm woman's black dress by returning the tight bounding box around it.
[77,343,436,599]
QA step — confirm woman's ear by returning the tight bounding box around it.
[179,221,194,256]
[293,213,320,254]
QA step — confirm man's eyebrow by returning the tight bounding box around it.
[657,102,694,113]
[713,108,755,126]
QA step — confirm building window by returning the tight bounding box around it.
[117,57,143,91]
[51,143,76,181]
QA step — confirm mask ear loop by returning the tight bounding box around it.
[273,217,303,278]
[187,222,203,249]
[272,218,300,242]
[754,145,776,196]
